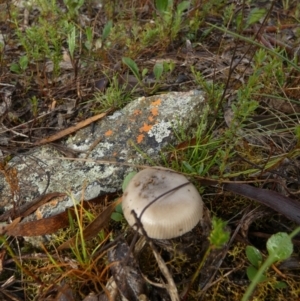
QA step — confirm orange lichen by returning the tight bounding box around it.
[133,109,142,116]
[137,134,144,143]
[139,123,153,133]
[35,208,43,220]
[151,99,161,106]
[133,98,162,144]
[105,129,113,137]
[151,107,159,116]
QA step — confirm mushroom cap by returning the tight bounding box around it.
[122,168,203,239]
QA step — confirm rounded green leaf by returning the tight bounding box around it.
[153,63,163,81]
[266,232,293,261]
[122,57,140,80]
[115,203,123,214]
[10,63,21,74]
[102,20,113,40]
[177,1,190,14]
[246,246,262,268]
[246,266,267,283]
[122,171,137,192]
[274,281,287,289]
[111,212,123,222]
[155,0,168,13]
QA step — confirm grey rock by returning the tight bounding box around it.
[0,91,207,219]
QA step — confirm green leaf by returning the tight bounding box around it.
[19,55,29,71]
[122,57,141,81]
[67,26,76,58]
[246,8,266,28]
[246,266,267,283]
[10,63,21,73]
[295,125,300,141]
[155,0,168,13]
[102,20,113,40]
[177,1,190,14]
[84,27,93,50]
[115,203,123,214]
[153,62,164,81]
[122,171,137,192]
[111,212,123,222]
[197,163,204,175]
[142,68,148,78]
[246,246,262,268]
[182,161,195,173]
[266,232,293,262]
[274,281,288,289]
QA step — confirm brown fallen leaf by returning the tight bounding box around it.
[199,177,300,224]
[0,217,21,235]
[35,282,76,301]
[223,182,300,225]
[6,213,71,237]
[0,193,66,222]
[3,193,119,237]
[35,110,111,145]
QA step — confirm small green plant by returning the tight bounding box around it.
[222,3,235,26]
[12,16,63,77]
[155,0,191,41]
[122,57,171,92]
[242,228,300,301]
[91,20,114,50]
[281,0,291,11]
[153,62,164,81]
[138,0,193,48]
[110,203,123,222]
[155,0,168,13]
[30,96,39,117]
[102,20,113,41]
[67,24,76,59]
[245,245,268,284]
[84,26,93,51]
[187,217,230,291]
[10,55,29,73]
[245,7,267,29]
[191,66,224,111]
[122,57,143,85]
[92,75,132,111]
[9,1,98,81]
[63,0,84,18]
[209,217,230,248]
[34,0,60,16]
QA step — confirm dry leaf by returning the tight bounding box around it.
[0,193,66,222]
[35,110,111,145]
[6,213,71,237]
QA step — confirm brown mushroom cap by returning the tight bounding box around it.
[122,168,204,239]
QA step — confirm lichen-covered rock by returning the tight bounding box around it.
[0,91,207,218]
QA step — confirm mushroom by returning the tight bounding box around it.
[122,167,204,239]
